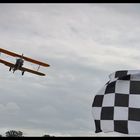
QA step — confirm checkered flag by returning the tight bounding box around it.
[92,70,140,134]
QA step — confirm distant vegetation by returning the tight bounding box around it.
[5,130,23,137]
[0,130,54,137]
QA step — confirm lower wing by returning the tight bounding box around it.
[0,59,45,76]
[19,67,45,76]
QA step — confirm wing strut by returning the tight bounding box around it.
[37,65,40,71]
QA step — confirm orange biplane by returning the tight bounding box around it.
[0,48,50,76]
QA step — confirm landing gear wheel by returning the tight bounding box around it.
[22,71,24,76]
[9,67,12,71]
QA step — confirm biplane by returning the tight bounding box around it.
[0,48,50,76]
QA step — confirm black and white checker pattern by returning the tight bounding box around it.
[92,70,140,134]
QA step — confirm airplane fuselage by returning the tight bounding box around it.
[9,58,24,74]
[14,58,24,70]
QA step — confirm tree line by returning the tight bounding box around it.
[0,130,54,137]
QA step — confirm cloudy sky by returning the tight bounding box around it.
[0,3,140,136]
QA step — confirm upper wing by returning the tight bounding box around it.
[0,48,50,67]
[0,59,45,76]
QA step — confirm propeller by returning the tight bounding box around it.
[21,53,24,59]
